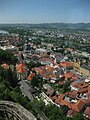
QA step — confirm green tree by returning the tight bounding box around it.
[73,113,84,120]
[0,49,18,64]
[63,81,70,93]
[31,74,43,91]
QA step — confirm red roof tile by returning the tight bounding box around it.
[65,90,78,99]
[74,100,85,112]
[60,61,73,67]
[32,67,46,75]
[16,63,26,73]
[78,88,88,93]
[84,107,90,117]
[67,109,77,117]
[63,72,75,78]
[85,98,90,104]
[71,82,89,90]
[27,72,35,80]
[55,95,85,112]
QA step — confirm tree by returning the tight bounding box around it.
[6,68,18,87]
[31,74,43,91]
[0,49,18,64]
[73,113,84,120]
[63,81,70,93]
[26,61,42,70]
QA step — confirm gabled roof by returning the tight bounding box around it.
[32,67,46,75]
[71,82,89,89]
[55,95,85,112]
[78,87,88,93]
[55,94,64,104]
[63,72,75,78]
[60,61,73,67]
[16,63,26,73]
[44,74,56,79]
[27,72,35,80]
[74,100,85,112]
[65,90,78,99]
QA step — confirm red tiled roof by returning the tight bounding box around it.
[44,74,56,79]
[55,95,85,112]
[39,58,52,62]
[27,72,35,80]
[85,98,90,104]
[32,67,46,75]
[63,72,75,78]
[67,109,77,117]
[55,94,64,104]
[16,63,26,73]
[60,61,73,67]
[84,107,90,117]
[87,91,90,96]
[58,81,65,85]
[41,65,56,73]
[71,82,89,90]
[78,88,88,93]
[71,76,78,81]
[74,100,85,112]
[65,90,78,99]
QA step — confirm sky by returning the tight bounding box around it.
[0,0,90,23]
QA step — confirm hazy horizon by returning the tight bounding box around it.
[1,22,90,24]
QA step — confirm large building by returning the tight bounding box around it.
[79,65,90,76]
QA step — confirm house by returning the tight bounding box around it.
[36,48,46,54]
[32,67,46,76]
[1,63,9,69]
[27,72,35,81]
[73,60,80,71]
[74,100,85,112]
[0,45,17,52]
[55,54,64,63]
[18,80,35,101]
[67,109,77,117]
[84,107,90,118]
[16,63,27,80]
[39,57,52,65]
[85,98,90,106]
[43,84,53,91]
[70,82,88,91]
[65,90,78,100]
[60,61,74,69]
[32,65,58,81]
[55,94,85,112]
[63,72,77,81]
[79,64,90,76]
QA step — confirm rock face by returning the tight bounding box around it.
[0,101,37,120]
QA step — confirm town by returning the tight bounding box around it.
[0,25,90,120]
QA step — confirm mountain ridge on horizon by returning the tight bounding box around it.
[0,22,90,29]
